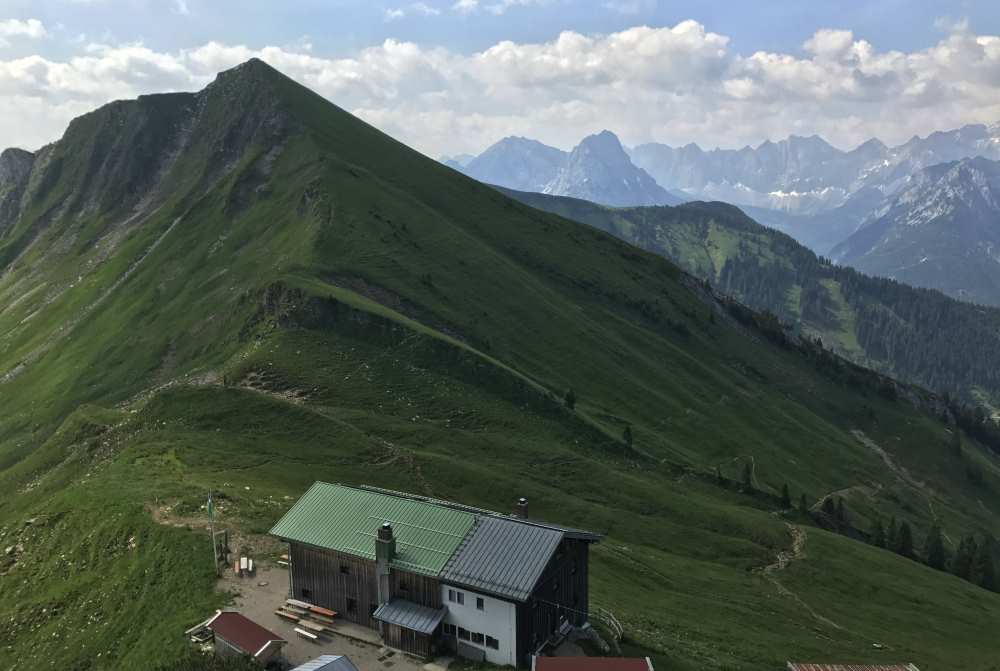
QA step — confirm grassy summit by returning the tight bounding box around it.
[0,60,999,670]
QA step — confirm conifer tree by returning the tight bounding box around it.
[623,425,633,449]
[896,521,914,558]
[973,536,996,592]
[781,484,791,509]
[925,525,946,570]
[798,493,809,515]
[871,518,886,548]
[835,498,847,526]
[953,535,977,580]
[887,517,898,550]
[564,389,576,410]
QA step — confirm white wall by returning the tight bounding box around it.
[441,584,517,667]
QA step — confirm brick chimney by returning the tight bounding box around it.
[514,497,529,519]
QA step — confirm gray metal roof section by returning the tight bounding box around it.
[440,516,564,602]
[290,656,360,671]
[373,599,447,635]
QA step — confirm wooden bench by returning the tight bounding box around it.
[294,627,318,641]
[309,605,336,618]
[298,620,327,634]
[274,609,300,622]
[286,598,313,610]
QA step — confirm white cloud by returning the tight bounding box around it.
[602,0,656,14]
[385,2,442,21]
[0,18,47,47]
[173,0,191,16]
[452,0,478,13]
[1,21,1000,159]
[451,0,551,15]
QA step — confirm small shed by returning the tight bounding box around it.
[531,657,655,671]
[290,655,361,671]
[205,610,286,664]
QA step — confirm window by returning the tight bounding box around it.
[443,624,457,636]
[301,588,313,600]
[346,598,357,614]
[471,632,485,645]
[448,589,465,605]
[486,636,499,650]
[458,627,471,641]
[340,563,350,575]
[476,597,485,611]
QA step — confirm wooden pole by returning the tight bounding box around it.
[208,491,219,576]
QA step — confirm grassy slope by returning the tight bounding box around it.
[1,61,1000,670]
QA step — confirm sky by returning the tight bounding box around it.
[0,0,999,157]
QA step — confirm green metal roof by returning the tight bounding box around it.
[269,483,476,576]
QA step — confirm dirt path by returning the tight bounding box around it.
[852,430,939,521]
[811,481,883,512]
[756,523,848,633]
[761,523,807,573]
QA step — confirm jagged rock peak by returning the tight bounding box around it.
[0,148,34,186]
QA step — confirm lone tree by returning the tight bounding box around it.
[821,497,836,518]
[780,484,792,509]
[564,388,576,410]
[973,536,996,591]
[925,525,946,571]
[896,521,915,558]
[887,517,899,550]
[871,518,886,549]
[622,425,633,449]
[953,535,977,580]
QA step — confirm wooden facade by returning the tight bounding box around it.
[383,623,434,658]
[514,538,590,666]
[289,543,380,627]
[289,540,444,656]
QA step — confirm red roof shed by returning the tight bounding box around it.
[531,657,654,671]
[206,611,286,662]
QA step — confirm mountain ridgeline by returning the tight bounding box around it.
[630,124,1000,215]
[500,188,1000,408]
[2,60,1000,670]
[456,130,682,207]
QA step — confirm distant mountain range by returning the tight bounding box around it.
[631,123,1000,216]
[832,157,1000,306]
[450,130,681,207]
[449,123,1000,305]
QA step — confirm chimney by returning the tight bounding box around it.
[375,523,395,616]
[514,497,528,520]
